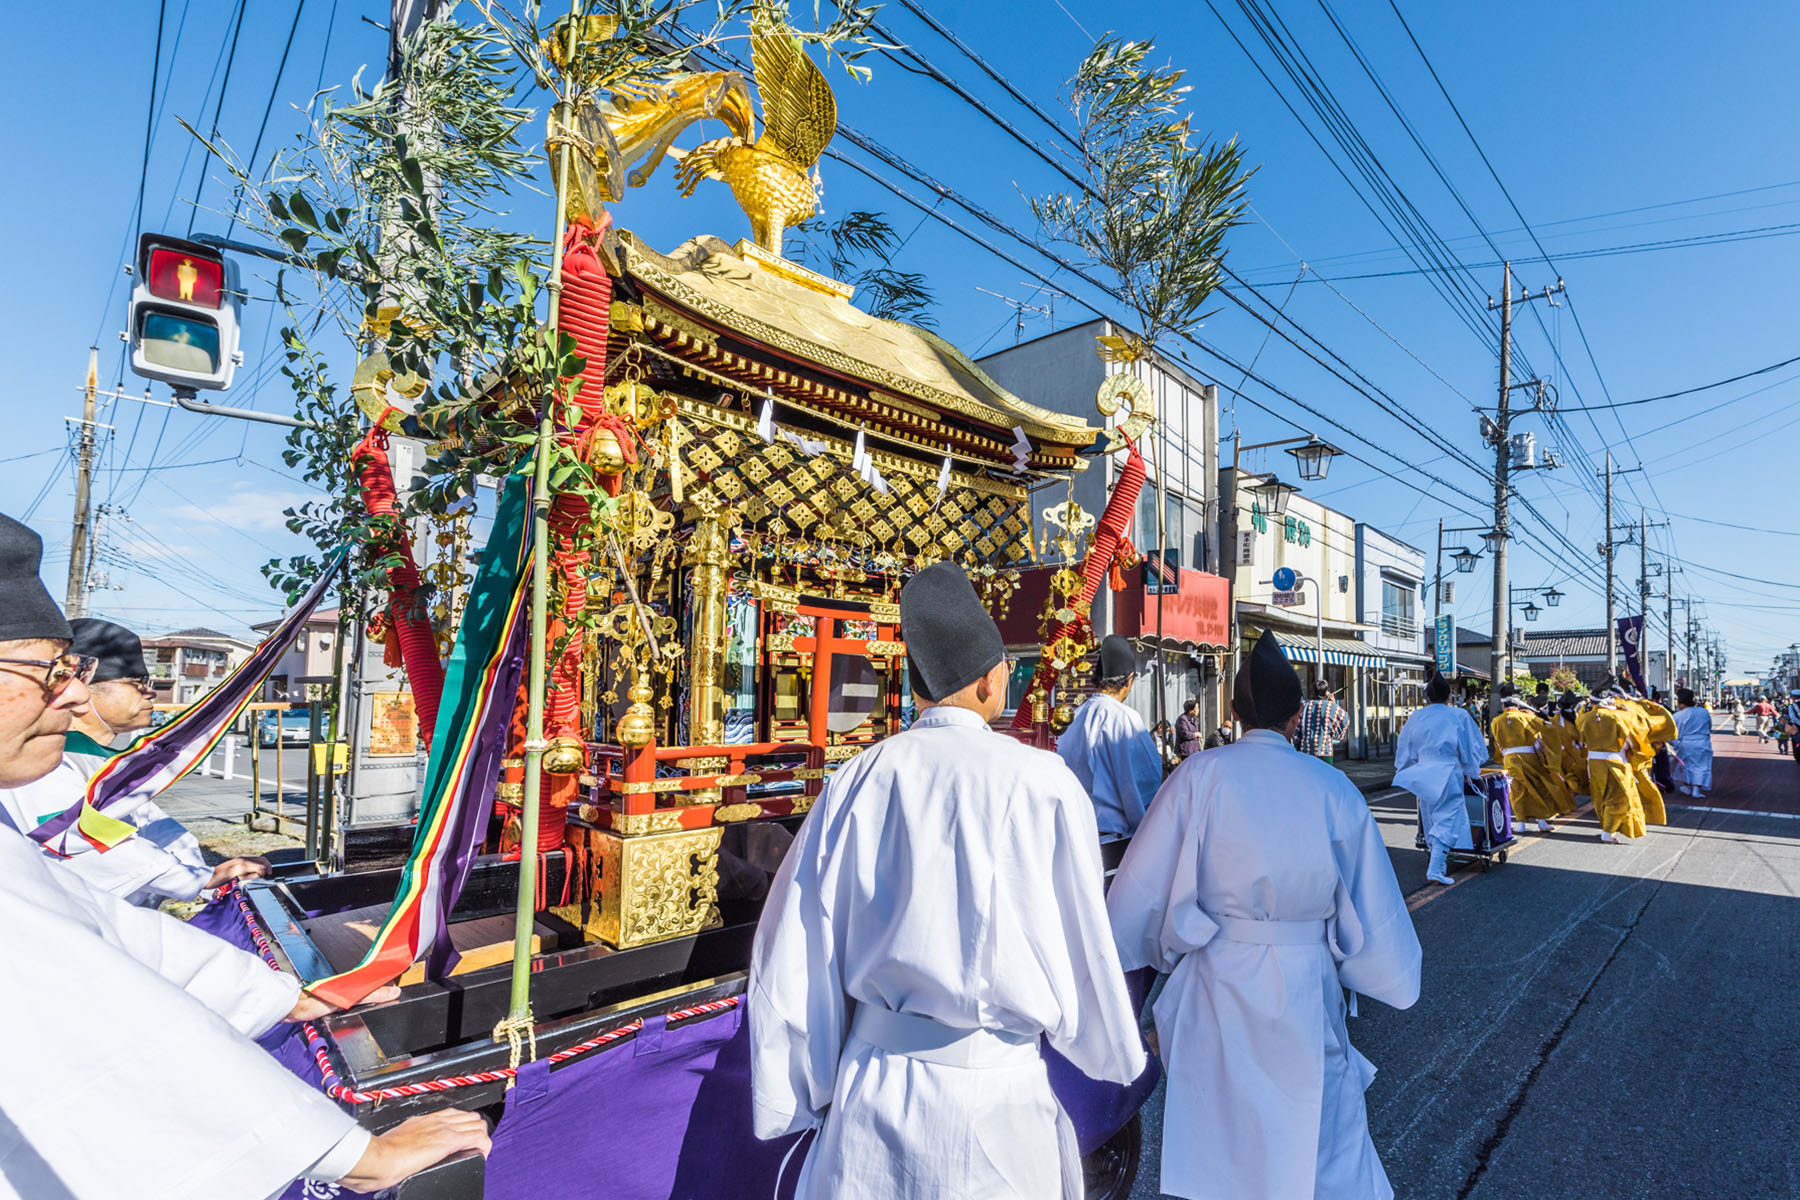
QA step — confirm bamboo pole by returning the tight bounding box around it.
[507,0,585,1029]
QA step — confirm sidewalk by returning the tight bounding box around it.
[1333,755,1397,793]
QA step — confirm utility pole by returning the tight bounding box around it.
[1483,264,1563,711]
[1596,454,1643,677]
[1489,263,1511,709]
[64,347,100,618]
[1602,452,1614,675]
[1631,513,1668,691]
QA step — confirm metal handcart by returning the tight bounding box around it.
[1414,768,1517,871]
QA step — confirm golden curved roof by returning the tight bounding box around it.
[611,230,1098,450]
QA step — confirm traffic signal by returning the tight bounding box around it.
[128,233,242,391]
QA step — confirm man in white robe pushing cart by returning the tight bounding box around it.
[749,561,1148,1200]
[1108,629,1422,1200]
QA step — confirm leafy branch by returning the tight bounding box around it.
[787,209,936,325]
[1029,35,1254,353]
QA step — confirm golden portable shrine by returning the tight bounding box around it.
[496,226,1101,949]
[213,10,1159,1198]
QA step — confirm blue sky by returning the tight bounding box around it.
[4,0,1796,676]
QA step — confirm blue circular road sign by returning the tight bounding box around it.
[1272,566,1296,591]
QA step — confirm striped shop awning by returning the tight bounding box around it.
[1267,629,1382,668]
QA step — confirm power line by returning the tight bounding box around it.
[896,0,1084,148]
[133,0,170,249]
[186,0,251,236]
[223,0,309,240]
[1556,350,1800,411]
[1241,221,1800,283]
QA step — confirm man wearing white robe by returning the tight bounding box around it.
[1056,634,1163,836]
[0,512,488,1199]
[1671,688,1714,797]
[1394,672,1489,886]
[750,562,1147,1200]
[1109,629,1421,1200]
[0,617,270,906]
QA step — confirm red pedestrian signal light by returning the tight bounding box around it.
[145,246,224,309]
[128,233,241,391]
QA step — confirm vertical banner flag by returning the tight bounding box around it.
[1617,615,1646,692]
[1434,615,1455,677]
[29,560,343,856]
[306,470,534,1006]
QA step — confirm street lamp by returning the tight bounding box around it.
[1284,436,1343,482]
[1254,475,1299,517]
[1504,583,1559,685]
[1432,523,1496,654]
[1480,528,1506,553]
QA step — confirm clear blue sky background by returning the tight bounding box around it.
[4,0,1796,677]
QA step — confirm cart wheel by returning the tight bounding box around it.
[1478,856,1490,872]
[1084,1113,1143,1200]
[1497,850,1508,864]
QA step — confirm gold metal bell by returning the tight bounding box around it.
[586,427,628,473]
[616,701,656,748]
[1050,703,1075,734]
[542,735,587,775]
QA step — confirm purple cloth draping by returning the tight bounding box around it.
[483,1006,810,1200]
[1045,966,1163,1155]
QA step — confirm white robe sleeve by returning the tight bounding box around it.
[34,847,299,1037]
[1103,724,1164,832]
[993,767,1147,1085]
[132,797,214,875]
[0,835,357,1199]
[747,782,848,1141]
[57,834,214,906]
[1327,790,1422,1011]
[1107,768,1221,976]
[1459,711,1490,775]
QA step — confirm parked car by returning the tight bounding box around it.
[255,707,313,748]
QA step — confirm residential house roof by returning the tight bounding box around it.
[1516,628,1611,658]
[251,607,340,634]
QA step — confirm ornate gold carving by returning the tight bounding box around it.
[766,632,798,654]
[752,581,800,613]
[545,16,754,219]
[553,826,724,950]
[615,778,685,795]
[865,639,906,657]
[495,782,523,801]
[823,743,863,762]
[672,11,837,256]
[610,809,687,835]
[791,794,817,812]
[716,773,763,787]
[714,802,762,822]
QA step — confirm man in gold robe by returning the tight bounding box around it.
[1490,686,1573,832]
[1577,685,1647,843]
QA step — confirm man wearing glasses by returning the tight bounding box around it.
[0,512,492,1194]
[0,616,269,904]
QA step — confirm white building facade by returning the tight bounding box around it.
[978,320,1227,736]
[1352,524,1430,756]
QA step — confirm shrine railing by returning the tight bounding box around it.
[588,738,827,824]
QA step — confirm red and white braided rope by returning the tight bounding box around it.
[220,884,741,1105]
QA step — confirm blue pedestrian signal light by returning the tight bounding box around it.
[138,312,221,374]
[128,234,241,391]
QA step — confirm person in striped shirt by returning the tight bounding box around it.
[1294,679,1350,760]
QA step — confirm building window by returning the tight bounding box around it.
[1136,487,1184,559]
[1381,577,1417,638]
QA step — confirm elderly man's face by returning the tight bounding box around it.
[0,639,91,787]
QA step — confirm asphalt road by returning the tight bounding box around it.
[1130,719,1800,1199]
